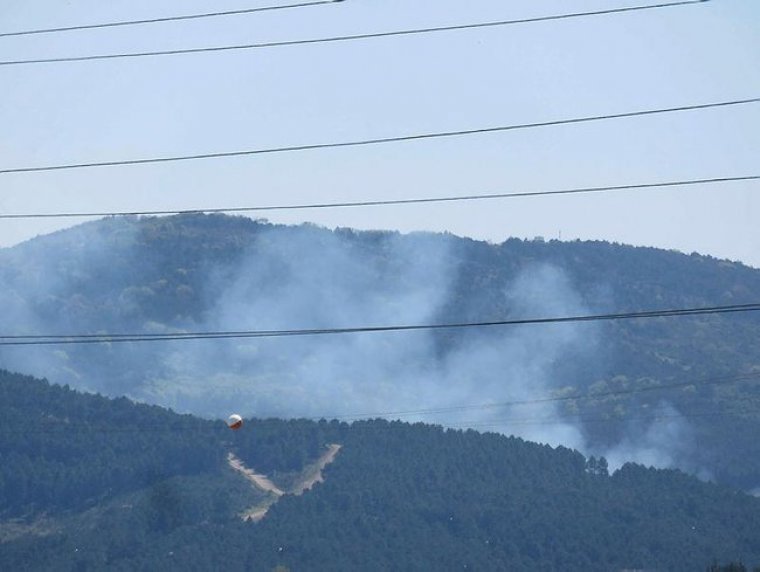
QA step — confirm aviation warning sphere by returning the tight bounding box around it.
[227,414,243,430]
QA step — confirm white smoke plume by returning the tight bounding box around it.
[136,227,597,454]
[600,402,700,474]
[0,219,143,393]
[0,219,697,474]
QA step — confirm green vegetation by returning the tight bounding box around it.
[2,213,760,570]
[0,370,226,516]
[2,371,760,570]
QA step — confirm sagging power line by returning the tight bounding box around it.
[1,97,756,176]
[321,372,760,420]
[0,409,742,437]
[2,175,757,220]
[1,303,759,347]
[0,0,709,67]
[2,371,756,436]
[444,410,742,430]
[0,1,344,39]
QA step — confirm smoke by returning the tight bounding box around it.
[600,402,702,475]
[141,226,458,417]
[138,227,596,454]
[0,218,699,474]
[144,225,700,472]
[429,264,595,451]
[0,218,143,392]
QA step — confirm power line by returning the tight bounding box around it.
[321,372,760,420]
[2,174,757,220]
[0,410,739,437]
[2,372,756,436]
[1,303,758,347]
[0,0,710,67]
[2,97,756,176]
[444,410,739,430]
[443,397,760,428]
[0,1,344,39]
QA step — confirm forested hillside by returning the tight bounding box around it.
[1,371,760,571]
[1,214,759,490]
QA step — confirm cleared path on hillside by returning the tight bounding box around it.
[227,444,342,521]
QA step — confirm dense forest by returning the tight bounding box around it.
[2,370,760,570]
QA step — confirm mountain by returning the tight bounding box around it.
[1,370,759,571]
[0,214,759,490]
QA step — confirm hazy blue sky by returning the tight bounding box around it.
[1,0,759,264]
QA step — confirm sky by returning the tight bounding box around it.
[1,0,759,265]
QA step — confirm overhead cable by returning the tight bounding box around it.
[2,175,758,220]
[0,1,344,39]
[2,372,756,436]
[0,0,710,67]
[0,410,736,435]
[444,410,741,429]
[0,302,759,347]
[1,97,756,176]
[0,410,742,437]
[320,372,760,420]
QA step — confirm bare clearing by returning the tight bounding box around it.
[227,453,284,496]
[227,444,342,521]
[292,444,342,494]
[0,516,57,543]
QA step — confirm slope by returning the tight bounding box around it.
[2,373,760,571]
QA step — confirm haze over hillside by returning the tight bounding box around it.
[1,214,759,489]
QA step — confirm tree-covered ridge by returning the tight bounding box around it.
[2,372,760,571]
[0,369,225,515]
[0,369,333,519]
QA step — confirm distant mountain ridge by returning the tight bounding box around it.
[0,214,759,489]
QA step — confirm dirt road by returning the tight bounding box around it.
[227,453,284,496]
[227,444,342,521]
[292,444,342,494]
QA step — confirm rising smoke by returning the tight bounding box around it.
[599,401,701,475]
[0,218,696,474]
